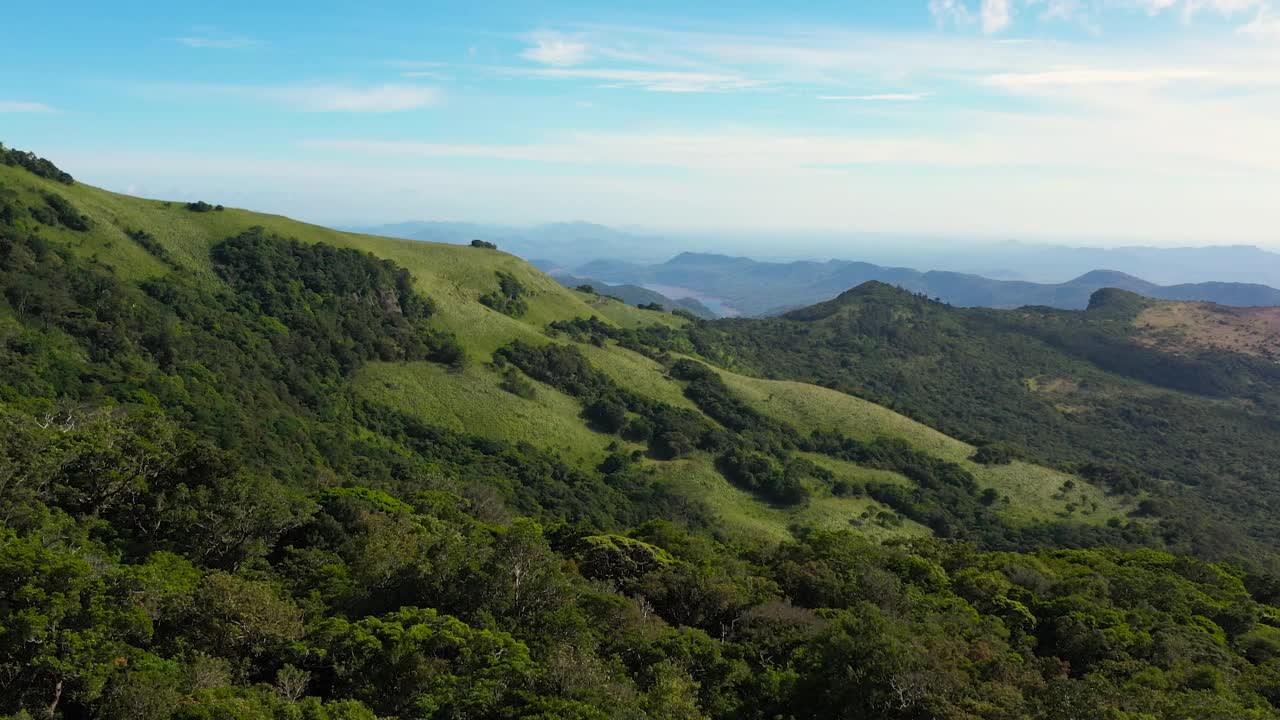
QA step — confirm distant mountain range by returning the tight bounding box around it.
[575,252,1280,316]
[893,241,1280,287]
[357,220,1280,289]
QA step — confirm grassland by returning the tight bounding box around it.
[1135,301,1280,361]
[716,370,1129,525]
[4,163,1124,539]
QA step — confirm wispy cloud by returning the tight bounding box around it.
[0,101,54,113]
[503,67,763,93]
[150,83,438,112]
[1240,5,1280,38]
[984,66,1218,88]
[285,84,437,111]
[818,93,931,101]
[926,0,1274,34]
[982,0,1014,32]
[521,31,591,66]
[177,33,260,49]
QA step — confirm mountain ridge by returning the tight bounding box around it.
[579,251,1280,316]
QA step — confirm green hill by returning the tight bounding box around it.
[0,158,1115,541]
[6,146,1280,719]
[680,279,1280,565]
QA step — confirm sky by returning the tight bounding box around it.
[2,0,1279,246]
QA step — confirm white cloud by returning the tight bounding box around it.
[289,84,437,112]
[177,34,259,49]
[1239,5,1280,38]
[930,0,974,25]
[818,93,931,101]
[984,66,1218,87]
[502,67,763,93]
[925,0,1269,32]
[151,83,438,112]
[983,0,1015,32]
[521,31,591,66]
[1182,0,1263,20]
[0,101,54,113]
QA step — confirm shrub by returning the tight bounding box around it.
[972,443,1016,466]
[479,271,530,317]
[499,368,536,399]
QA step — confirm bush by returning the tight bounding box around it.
[499,368,536,399]
[128,228,170,262]
[185,201,217,212]
[470,239,498,249]
[717,448,810,505]
[479,271,529,317]
[33,192,90,230]
[584,397,628,434]
[972,443,1016,466]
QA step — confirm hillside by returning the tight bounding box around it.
[7,147,1280,719]
[579,251,1280,316]
[676,282,1280,565]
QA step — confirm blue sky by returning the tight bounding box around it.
[3,0,1279,245]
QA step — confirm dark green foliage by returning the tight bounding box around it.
[211,227,461,370]
[31,191,90,230]
[184,200,221,212]
[499,367,537,399]
[584,396,628,433]
[480,270,530,317]
[716,449,809,505]
[1079,462,1155,496]
[8,173,1280,718]
[550,315,693,359]
[972,442,1017,465]
[671,359,800,455]
[470,238,498,249]
[0,142,74,183]
[575,284,597,294]
[128,228,172,263]
[637,302,664,311]
[496,340,719,461]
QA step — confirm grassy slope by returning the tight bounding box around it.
[5,164,1116,539]
[718,372,1129,524]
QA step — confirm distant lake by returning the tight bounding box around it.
[643,284,741,318]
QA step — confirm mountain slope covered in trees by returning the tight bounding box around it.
[6,146,1280,719]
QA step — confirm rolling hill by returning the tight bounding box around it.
[8,145,1280,718]
[0,147,1125,549]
